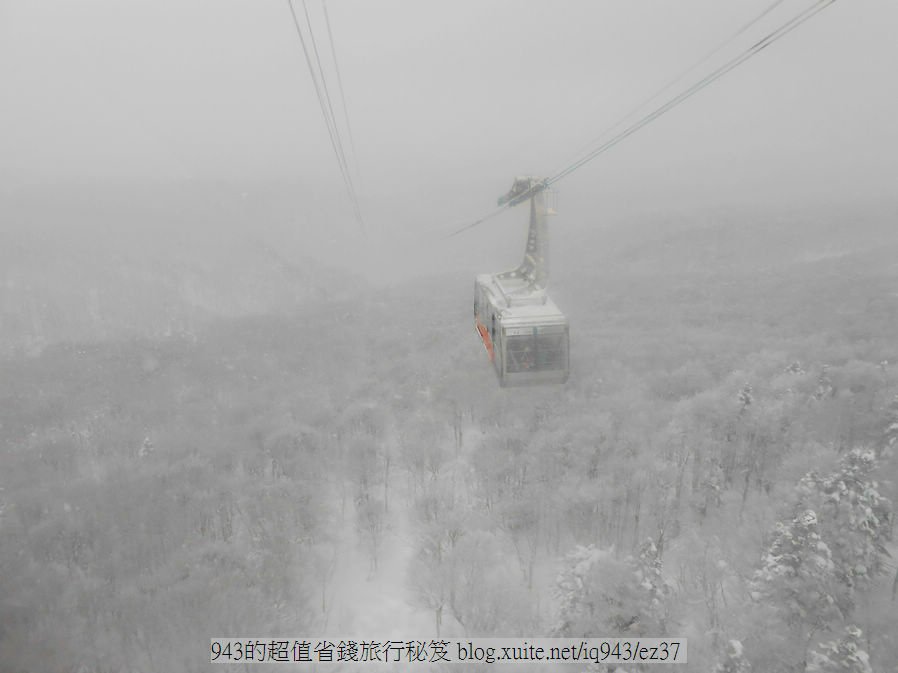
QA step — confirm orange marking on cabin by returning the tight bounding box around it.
[475,318,494,361]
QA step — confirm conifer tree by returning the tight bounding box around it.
[807,625,874,673]
[751,510,842,630]
[796,449,892,613]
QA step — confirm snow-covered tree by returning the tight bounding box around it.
[554,541,670,638]
[738,383,754,411]
[698,462,724,517]
[408,537,452,636]
[447,530,533,635]
[714,640,751,673]
[633,537,670,631]
[815,365,834,400]
[751,510,842,630]
[785,361,806,375]
[881,393,898,457]
[554,545,610,636]
[795,449,893,612]
[807,625,874,673]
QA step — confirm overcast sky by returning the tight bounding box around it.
[2,0,896,279]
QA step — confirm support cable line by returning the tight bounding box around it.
[299,0,364,229]
[299,0,356,191]
[322,0,361,181]
[547,0,835,186]
[446,0,837,238]
[553,0,788,177]
[286,0,365,231]
[445,205,509,238]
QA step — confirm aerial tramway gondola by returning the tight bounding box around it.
[464,0,839,387]
[474,177,569,387]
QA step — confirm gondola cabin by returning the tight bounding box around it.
[474,272,569,386]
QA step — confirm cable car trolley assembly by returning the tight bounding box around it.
[474,177,570,387]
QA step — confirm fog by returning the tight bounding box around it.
[3,2,898,671]
[3,0,897,282]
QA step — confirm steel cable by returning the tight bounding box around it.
[287,0,365,231]
[446,0,838,238]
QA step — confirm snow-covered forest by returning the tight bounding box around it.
[1,190,896,672]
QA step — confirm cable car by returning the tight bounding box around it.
[474,177,569,386]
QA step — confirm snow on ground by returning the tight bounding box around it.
[310,423,442,672]
[327,500,431,640]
